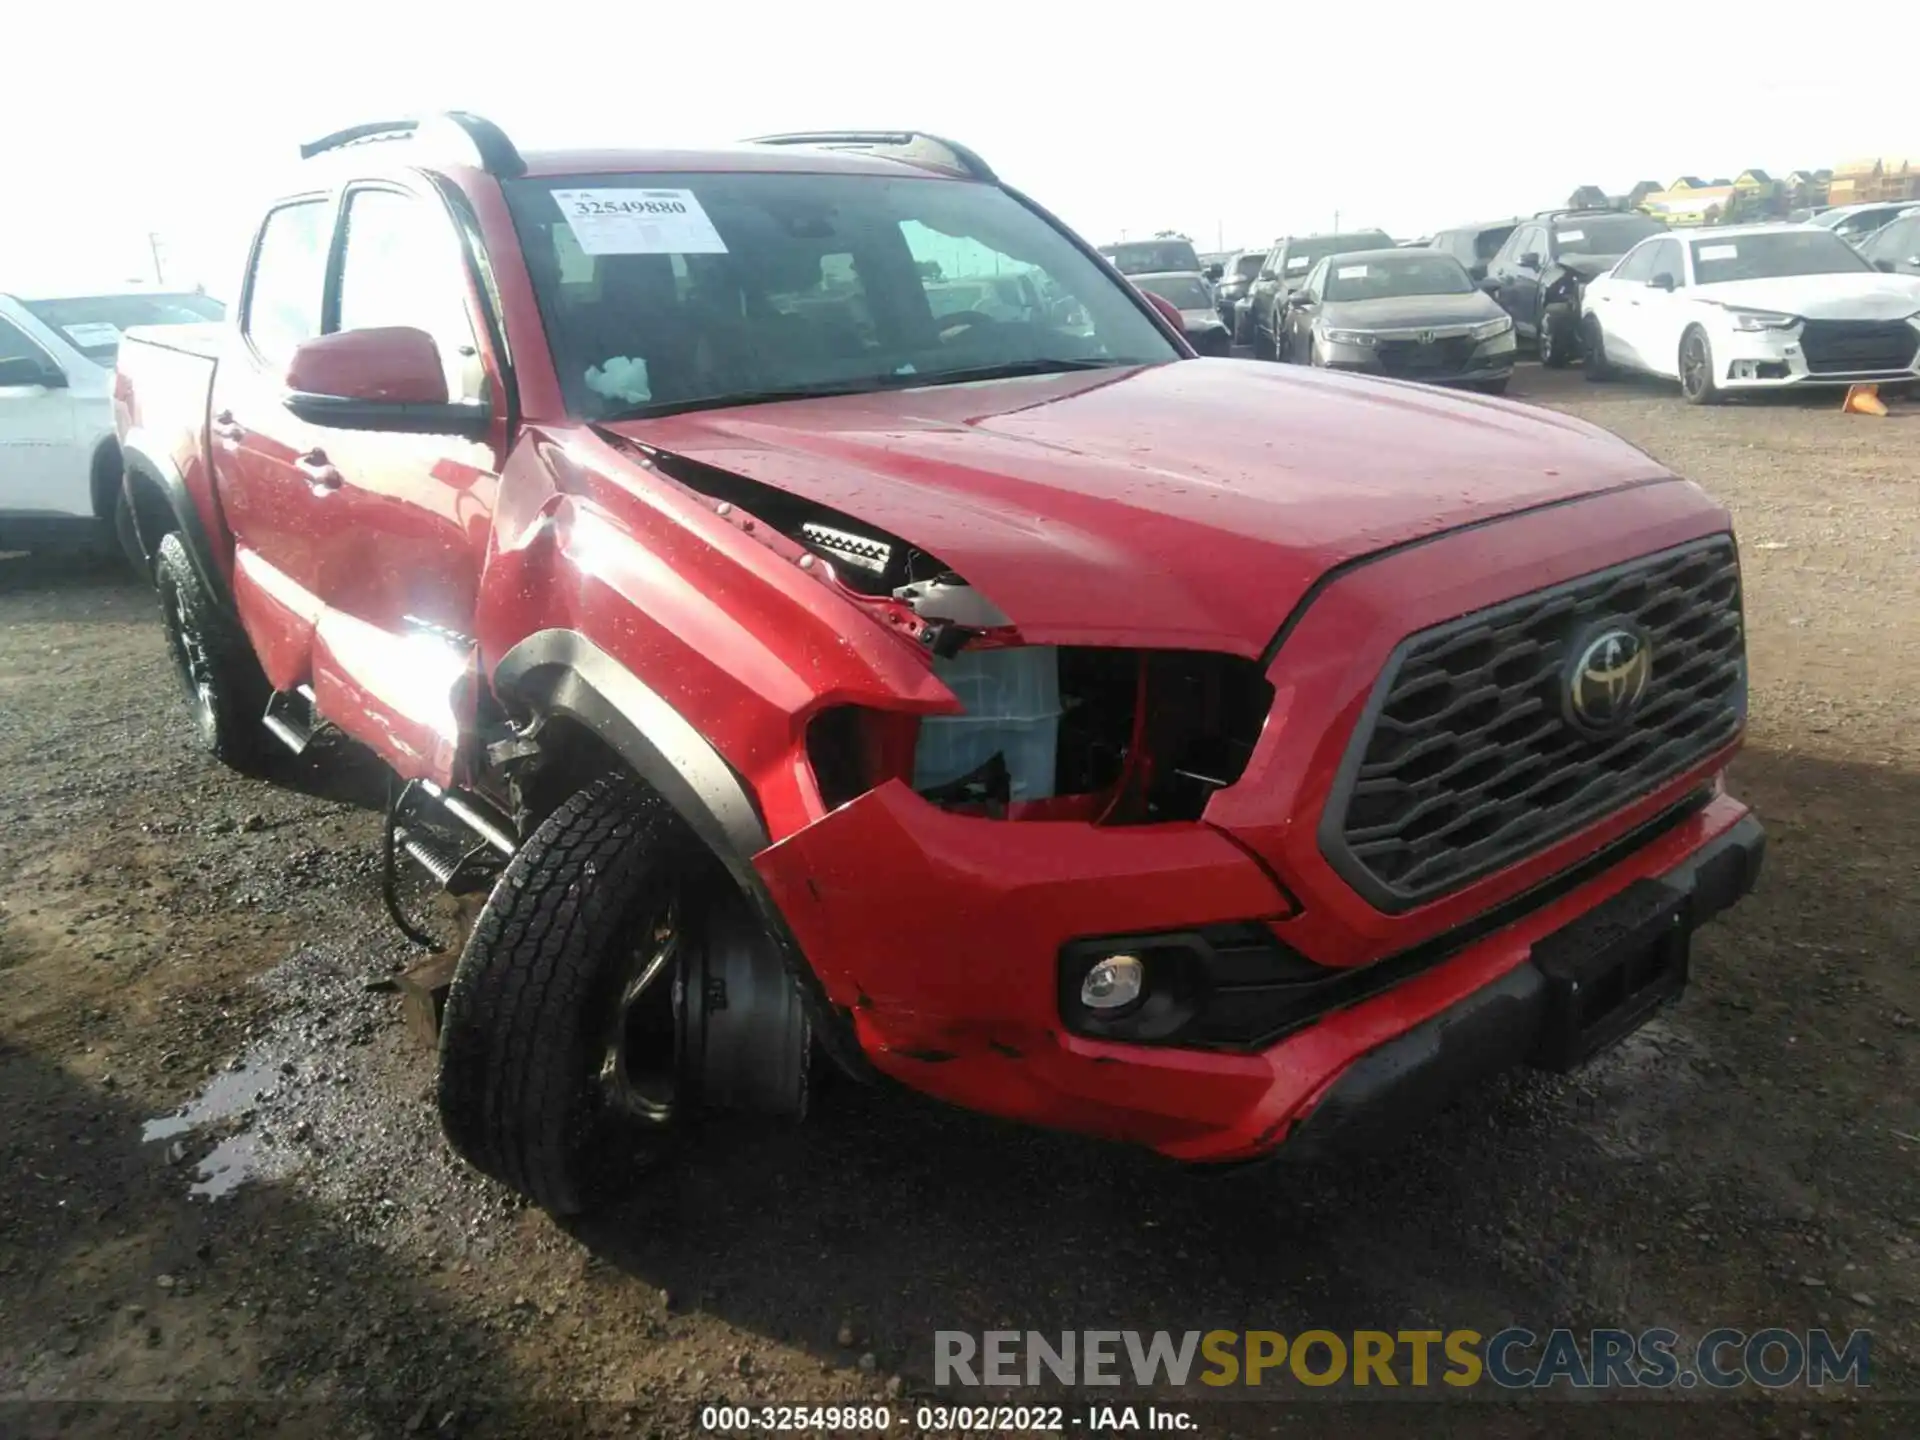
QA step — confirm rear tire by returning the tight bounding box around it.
[437,774,701,1215]
[154,532,271,770]
[1583,314,1615,382]
[1252,320,1275,361]
[1538,303,1576,368]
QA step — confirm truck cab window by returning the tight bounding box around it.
[244,200,329,367]
[335,188,486,403]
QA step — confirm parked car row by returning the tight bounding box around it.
[1206,201,1919,402]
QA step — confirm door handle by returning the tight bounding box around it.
[211,409,244,442]
[295,449,343,494]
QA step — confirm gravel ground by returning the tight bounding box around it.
[0,363,1916,1438]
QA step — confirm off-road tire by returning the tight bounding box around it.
[437,774,695,1215]
[1538,303,1576,368]
[154,532,271,769]
[1583,314,1615,382]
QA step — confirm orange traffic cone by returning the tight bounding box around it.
[1842,383,1887,416]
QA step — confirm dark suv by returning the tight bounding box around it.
[1425,219,1521,283]
[1481,210,1666,367]
[1243,230,1394,359]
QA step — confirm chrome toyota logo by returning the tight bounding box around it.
[1565,624,1653,733]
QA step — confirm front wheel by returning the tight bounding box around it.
[1679,327,1722,405]
[1583,314,1615,382]
[437,775,702,1215]
[1252,319,1275,361]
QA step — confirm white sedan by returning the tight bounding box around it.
[1579,224,1920,403]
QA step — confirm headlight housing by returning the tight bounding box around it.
[1725,308,1800,333]
[1472,315,1515,340]
[1320,327,1377,347]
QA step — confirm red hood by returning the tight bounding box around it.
[607,359,1671,655]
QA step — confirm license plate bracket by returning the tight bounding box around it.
[1528,878,1690,1073]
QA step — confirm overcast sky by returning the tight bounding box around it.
[5,2,1916,296]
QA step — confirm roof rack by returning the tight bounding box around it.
[298,111,525,178]
[743,131,996,183]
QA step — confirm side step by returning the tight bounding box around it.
[382,778,520,949]
[262,685,318,755]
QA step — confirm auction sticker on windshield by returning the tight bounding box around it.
[1697,244,1739,261]
[63,322,122,349]
[1556,230,1585,244]
[552,189,729,256]
[1336,265,1369,279]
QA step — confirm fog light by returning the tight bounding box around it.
[1080,954,1146,1011]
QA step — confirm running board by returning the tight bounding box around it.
[381,778,520,948]
[261,685,318,755]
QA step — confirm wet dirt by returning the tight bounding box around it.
[1,365,1916,1438]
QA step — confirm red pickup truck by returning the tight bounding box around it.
[115,114,1762,1215]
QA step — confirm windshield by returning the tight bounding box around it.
[20,293,225,362]
[1282,232,1394,277]
[1690,230,1874,284]
[504,173,1179,419]
[1100,240,1202,275]
[1552,215,1664,254]
[1134,274,1212,309]
[1324,253,1475,302]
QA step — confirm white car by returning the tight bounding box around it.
[1580,224,1920,404]
[1,286,224,555]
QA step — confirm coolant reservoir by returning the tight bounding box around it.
[912,647,1062,801]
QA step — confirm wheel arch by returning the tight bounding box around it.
[118,434,230,605]
[491,628,878,1082]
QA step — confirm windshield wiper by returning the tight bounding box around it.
[597,359,1138,423]
[869,357,1139,388]
[599,380,881,422]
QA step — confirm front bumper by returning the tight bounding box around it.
[1710,319,1920,390]
[1280,810,1763,1159]
[757,788,1758,1162]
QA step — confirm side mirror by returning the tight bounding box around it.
[1140,290,1187,333]
[1204,264,1224,281]
[1873,257,1897,273]
[1467,263,1488,283]
[1287,291,1314,308]
[1649,272,1677,292]
[1478,276,1501,295]
[0,355,66,389]
[1519,252,1542,270]
[282,327,489,439]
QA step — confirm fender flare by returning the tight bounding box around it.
[492,628,880,1082]
[119,431,231,607]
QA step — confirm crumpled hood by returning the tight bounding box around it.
[1556,252,1627,281]
[1695,272,1920,321]
[607,359,1673,655]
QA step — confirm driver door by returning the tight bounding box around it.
[1588,240,1657,369]
[1283,260,1326,363]
[1633,239,1690,378]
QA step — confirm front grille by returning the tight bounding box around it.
[1799,319,1917,374]
[1374,335,1478,375]
[1322,538,1745,911]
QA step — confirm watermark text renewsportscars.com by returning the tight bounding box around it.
[934,1327,1871,1391]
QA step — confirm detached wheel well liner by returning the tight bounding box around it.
[491,628,878,1083]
